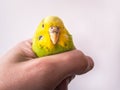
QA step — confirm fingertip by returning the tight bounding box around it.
[83,56,94,73]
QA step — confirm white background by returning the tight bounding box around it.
[0,0,120,90]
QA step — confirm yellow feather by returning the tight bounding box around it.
[33,16,70,49]
[32,16,75,57]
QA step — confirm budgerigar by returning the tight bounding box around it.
[32,16,75,57]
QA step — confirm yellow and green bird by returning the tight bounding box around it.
[32,16,75,57]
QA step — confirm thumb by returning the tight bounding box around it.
[25,50,94,88]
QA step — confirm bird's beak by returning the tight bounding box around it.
[49,26,60,45]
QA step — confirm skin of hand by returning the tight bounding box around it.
[0,39,94,90]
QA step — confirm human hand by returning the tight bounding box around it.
[0,39,94,90]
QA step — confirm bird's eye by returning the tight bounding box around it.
[42,24,44,28]
[39,35,43,40]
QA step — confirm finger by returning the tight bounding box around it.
[67,75,75,84]
[27,50,94,82]
[55,75,75,90]
[55,79,68,90]
[2,39,36,63]
[42,50,94,75]
[81,56,94,74]
[16,39,36,59]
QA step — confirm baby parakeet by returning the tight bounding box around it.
[32,16,75,57]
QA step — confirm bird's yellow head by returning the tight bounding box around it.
[38,16,65,45]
